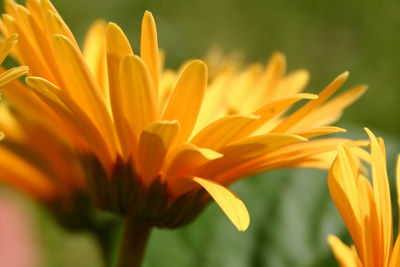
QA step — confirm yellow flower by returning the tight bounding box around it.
[0,0,365,231]
[328,128,400,267]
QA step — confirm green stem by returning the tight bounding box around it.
[117,219,152,267]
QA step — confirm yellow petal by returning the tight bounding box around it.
[25,0,45,28]
[337,144,361,216]
[141,11,159,92]
[0,68,61,134]
[328,235,361,267]
[271,71,349,133]
[106,22,134,160]
[278,69,310,96]
[221,139,367,183]
[358,175,381,267]
[138,120,180,187]
[295,85,367,129]
[40,0,78,46]
[0,66,29,88]
[397,155,400,230]
[234,93,317,139]
[365,127,393,264]
[244,52,286,110]
[164,143,222,183]
[44,9,78,48]
[162,60,207,142]
[2,11,57,83]
[293,126,346,139]
[389,235,400,267]
[119,54,157,140]
[0,32,18,64]
[193,177,250,231]
[0,147,55,200]
[197,134,306,179]
[191,114,259,151]
[83,20,109,100]
[327,153,363,251]
[25,76,113,169]
[50,34,116,157]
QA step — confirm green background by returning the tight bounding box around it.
[1,0,400,266]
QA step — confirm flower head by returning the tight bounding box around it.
[0,0,365,231]
[328,128,400,266]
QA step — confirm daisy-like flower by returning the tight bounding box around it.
[0,0,366,265]
[328,128,400,267]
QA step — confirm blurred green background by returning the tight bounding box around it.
[1,0,400,266]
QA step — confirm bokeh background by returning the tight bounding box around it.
[1,0,400,266]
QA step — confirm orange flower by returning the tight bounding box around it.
[0,0,365,231]
[328,128,400,267]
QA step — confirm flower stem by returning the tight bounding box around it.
[117,219,152,267]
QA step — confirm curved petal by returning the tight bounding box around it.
[193,177,250,231]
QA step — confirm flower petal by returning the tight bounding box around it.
[162,60,207,143]
[119,54,158,139]
[141,11,159,92]
[271,71,349,133]
[50,34,116,156]
[365,127,393,264]
[83,20,109,100]
[164,143,222,183]
[293,126,346,139]
[0,33,18,64]
[294,85,367,129]
[191,114,259,150]
[193,177,250,231]
[106,22,134,160]
[25,76,113,169]
[397,155,400,229]
[197,133,306,179]
[235,93,317,138]
[0,66,29,88]
[328,235,361,267]
[0,147,55,200]
[138,120,180,187]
